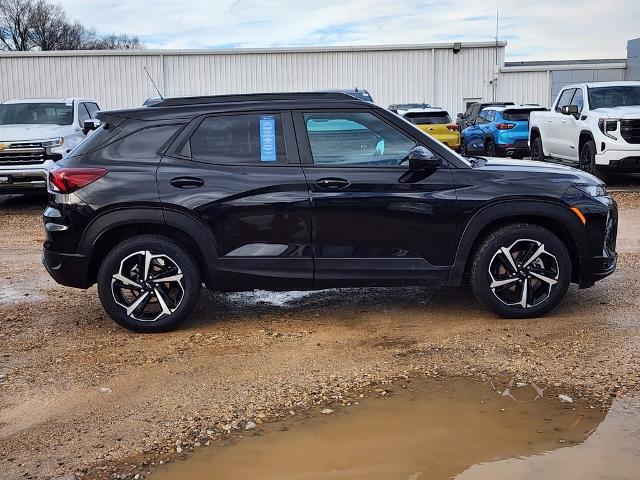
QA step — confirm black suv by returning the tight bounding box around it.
[43,92,617,332]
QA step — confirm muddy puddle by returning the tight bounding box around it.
[150,378,640,480]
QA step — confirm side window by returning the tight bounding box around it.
[303,111,418,167]
[485,111,496,122]
[571,88,584,112]
[465,104,475,117]
[555,89,575,112]
[85,102,100,118]
[188,113,286,164]
[475,111,488,124]
[77,103,91,126]
[112,124,182,159]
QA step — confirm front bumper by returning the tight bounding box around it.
[0,168,47,191]
[579,254,617,287]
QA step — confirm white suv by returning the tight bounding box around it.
[0,98,100,193]
[529,81,640,179]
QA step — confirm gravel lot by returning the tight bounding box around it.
[1,191,639,479]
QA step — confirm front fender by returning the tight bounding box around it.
[447,199,588,287]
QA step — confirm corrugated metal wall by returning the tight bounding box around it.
[497,71,550,107]
[0,43,505,115]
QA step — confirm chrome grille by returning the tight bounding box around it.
[620,119,640,144]
[0,143,46,165]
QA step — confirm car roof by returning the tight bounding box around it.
[102,92,375,121]
[1,97,97,104]
[571,81,640,89]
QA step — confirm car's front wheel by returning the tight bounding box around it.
[579,140,609,182]
[471,224,571,318]
[97,235,201,332]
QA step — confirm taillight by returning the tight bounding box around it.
[49,167,108,194]
[447,124,459,131]
[496,123,516,130]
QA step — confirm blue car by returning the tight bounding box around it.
[460,106,547,158]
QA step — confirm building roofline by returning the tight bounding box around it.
[503,58,627,72]
[0,41,507,58]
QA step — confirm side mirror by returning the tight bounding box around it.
[82,118,101,135]
[406,146,441,170]
[561,105,579,116]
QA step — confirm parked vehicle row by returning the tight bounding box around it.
[42,91,617,332]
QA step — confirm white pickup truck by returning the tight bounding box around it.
[529,81,640,179]
[0,98,100,193]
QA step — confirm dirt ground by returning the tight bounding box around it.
[1,191,639,480]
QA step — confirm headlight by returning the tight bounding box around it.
[575,184,607,197]
[42,138,64,147]
[598,119,618,140]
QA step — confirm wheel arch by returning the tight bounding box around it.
[578,130,595,154]
[80,206,218,288]
[447,200,588,287]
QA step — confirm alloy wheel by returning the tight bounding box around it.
[111,250,185,322]
[488,239,559,309]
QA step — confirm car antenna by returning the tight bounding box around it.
[144,66,164,100]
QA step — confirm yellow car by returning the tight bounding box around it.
[399,108,460,151]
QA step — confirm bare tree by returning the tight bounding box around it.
[0,0,143,51]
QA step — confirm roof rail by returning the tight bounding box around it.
[148,91,364,107]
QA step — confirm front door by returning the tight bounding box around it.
[158,111,313,291]
[293,109,458,287]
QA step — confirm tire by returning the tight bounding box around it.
[97,234,201,333]
[460,137,468,156]
[471,224,571,319]
[531,136,544,161]
[579,140,609,182]
[484,138,496,157]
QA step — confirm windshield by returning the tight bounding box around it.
[404,112,452,125]
[0,102,73,125]
[588,86,640,109]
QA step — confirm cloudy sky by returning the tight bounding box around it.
[61,0,638,61]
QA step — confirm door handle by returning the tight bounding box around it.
[315,178,350,190]
[170,176,205,189]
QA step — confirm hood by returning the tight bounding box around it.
[473,156,602,185]
[592,106,640,118]
[0,124,64,142]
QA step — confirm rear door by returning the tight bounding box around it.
[158,110,313,290]
[293,108,458,287]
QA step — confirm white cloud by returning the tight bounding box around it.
[59,0,639,60]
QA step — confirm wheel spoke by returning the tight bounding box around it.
[530,271,558,286]
[143,250,153,279]
[499,247,518,272]
[154,287,173,316]
[522,244,545,268]
[126,291,150,316]
[112,272,142,290]
[490,277,519,289]
[152,272,183,284]
[518,279,529,308]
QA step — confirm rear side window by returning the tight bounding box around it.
[65,124,115,158]
[112,124,182,159]
[188,113,286,164]
[403,111,452,125]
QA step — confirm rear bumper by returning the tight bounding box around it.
[42,246,93,289]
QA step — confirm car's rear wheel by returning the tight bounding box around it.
[484,138,496,157]
[531,136,544,161]
[471,224,571,318]
[97,234,201,333]
[460,137,468,156]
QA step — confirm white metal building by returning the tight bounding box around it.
[0,38,637,116]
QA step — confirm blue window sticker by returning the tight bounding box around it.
[259,115,277,162]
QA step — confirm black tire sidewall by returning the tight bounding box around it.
[97,235,201,333]
[485,138,495,157]
[471,224,571,319]
[531,137,544,161]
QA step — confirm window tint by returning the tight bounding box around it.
[588,86,640,109]
[555,89,575,112]
[0,102,73,125]
[485,111,496,122]
[112,124,182,158]
[85,103,100,117]
[77,104,91,126]
[189,113,285,164]
[571,88,584,112]
[403,111,452,125]
[502,109,545,121]
[304,111,417,167]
